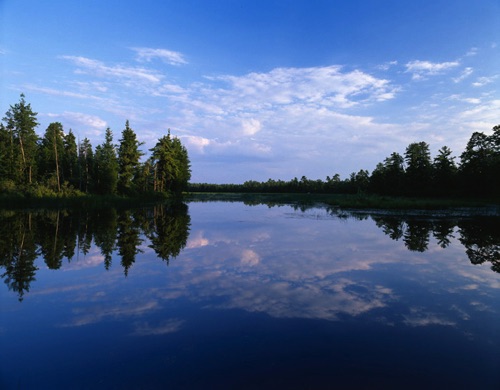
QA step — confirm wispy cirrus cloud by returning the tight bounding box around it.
[61,55,163,83]
[405,60,460,80]
[24,84,105,101]
[46,111,107,132]
[453,67,474,83]
[204,65,397,111]
[131,47,188,66]
[472,75,498,87]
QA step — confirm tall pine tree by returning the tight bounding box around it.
[117,120,143,195]
[94,128,118,194]
[2,94,39,185]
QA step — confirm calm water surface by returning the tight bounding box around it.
[1,201,499,389]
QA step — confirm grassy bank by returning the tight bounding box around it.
[0,191,181,210]
[186,192,498,210]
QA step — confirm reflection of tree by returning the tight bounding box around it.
[37,211,65,269]
[372,215,448,251]
[373,213,500,272]
[0,212,38,301]
[117,210,143,276]
[0,204,191,300]
[77,209,93,256]
[458,218,500,273]
[403,220,431,252]
[148,203,190,264]
[374,217,404,241]
[432,220,456,248]
[93,208,118,270]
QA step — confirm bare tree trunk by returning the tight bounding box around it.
[19,136,27,183]
[54,130,61,192]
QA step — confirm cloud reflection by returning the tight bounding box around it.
[132,319,185,336]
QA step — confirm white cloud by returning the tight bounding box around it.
[131,47,187,66]
[204,66,396,111]
[465,47,478,57]
[453,67,473,83]
[241,118,262,136]
[458,99,500,130]
[377,60,398,71]
[61,55,163,83]
[182,135,212,153]
[405,60,460,80]
[472,76,498,87]
[24,84,105,101]
[46,111,107,131]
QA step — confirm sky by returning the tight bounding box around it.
[1,0,499,184]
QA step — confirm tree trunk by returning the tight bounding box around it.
[54,130,61,192]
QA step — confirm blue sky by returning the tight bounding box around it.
[1,0,499,183]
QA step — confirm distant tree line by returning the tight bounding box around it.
[0,94,191,197]
[189,125,500,199]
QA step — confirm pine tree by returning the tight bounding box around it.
[150,130,191,194]
[2,94,39,186]
[63,130,78,187]
[39,122,65,191]
[78,138,94,193]
[117,120,143,194]
[94,128,118,194]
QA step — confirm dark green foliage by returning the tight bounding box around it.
[118,120,144,195]
[63,130,79,187]
[150,130,191,195]
[0,96,191,199]
[78,138,94,193]
[2,94,39,185]
[38,122,65,191]
[404,142,433,196]
[459,127,500,196]
[433,146,457,195]
[94,128,119,195]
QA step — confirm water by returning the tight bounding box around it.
[1,201,499,389]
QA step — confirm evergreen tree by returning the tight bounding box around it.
[117,120,143,194]
[39,122,65,191]
[433,146,457,195]
[2,94,39,185]
[78,138,94,193]
[63,129,78,187]
[370,152,405,195]
[404,142,432,196]
[150,130,191,194]
[0,123,11,182]
[94,128,118,194]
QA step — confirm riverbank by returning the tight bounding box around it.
[0,192,181,210]
[186,192,500,211]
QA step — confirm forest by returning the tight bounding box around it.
[189,124,500,199]
[1,94,499,201]
[0,94,191,198]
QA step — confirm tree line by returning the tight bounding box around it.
[0,94,191,197]
[189,125,500,198]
